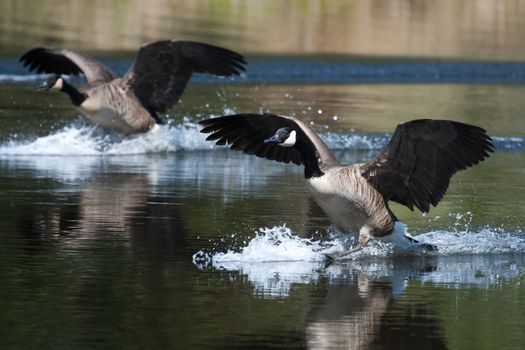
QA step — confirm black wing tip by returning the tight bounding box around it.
[176,40,247,76]
[198,119,214,127]
[368,118,496,214]
[18,47,82,77]
[198,112,303,166]
[199,114,239,127]
[19,47,47,58]
[19,47,48,67]
[409,119,496,156]
[139,40,247,77]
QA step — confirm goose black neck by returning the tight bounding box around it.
[304,158,324,178]
[61,80,87,106]
[296,141,324,179]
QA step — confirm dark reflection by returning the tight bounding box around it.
[0,140,523,348]
[213,254,525,348]
[126,192,190,263]
[17,202,81,241]
[2,149,523,259]
[76,175,150,233]
[307,276,394,349]
[74,173,195,263]
[4,160,192,264]
[1,152,317,264]
[306,197,332,238]
[307,259,447,350]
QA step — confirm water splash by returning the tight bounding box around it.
[0,119,213,155]
[419,229,525,255]
[215,226,338,262]
[0,122,389,155]
[193,226,336,298]
[322,131,390,150]
[1,119,522,156]
[193,224,525,297]
[199,224,525,264]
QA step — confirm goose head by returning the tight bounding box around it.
[264,127,297,147]
[37,74,64,92]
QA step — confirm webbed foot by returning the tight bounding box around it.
[323,232,371,264]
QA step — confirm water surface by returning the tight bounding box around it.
[0,75,524,348]
[1,2,525,346]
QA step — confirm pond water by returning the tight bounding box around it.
[1,1,525,348]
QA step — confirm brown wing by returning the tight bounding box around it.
[199,113,311,165]
[361,119,494,212]
[124,40,246,114]
[19,48,117,84]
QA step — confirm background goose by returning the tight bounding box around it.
[20,40,246,135]
[200,113,494,257]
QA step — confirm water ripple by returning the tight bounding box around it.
[4,57,525,84]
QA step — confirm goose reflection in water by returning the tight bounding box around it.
[17,173,153,236]
[211,254,524,349]
[306,261,447,350]
[14,168,190,263]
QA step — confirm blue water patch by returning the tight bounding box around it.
[491,136,525,151]
[245,58,525,84]
[3,56,525,84]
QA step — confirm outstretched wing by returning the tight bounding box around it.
[19,47,118,84]
[124,40,246,114]
[200,113,317,165]
[362,119,494,212]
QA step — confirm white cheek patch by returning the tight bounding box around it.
[281,130,296,147]
[51,78,64,91]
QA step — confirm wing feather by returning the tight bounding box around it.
[124,40,246,114]
[199,113,308,165]
[362,119,494,212]
[19,47,117,84]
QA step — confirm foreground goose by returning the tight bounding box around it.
[20,41,246,135]
[200,113,494,257]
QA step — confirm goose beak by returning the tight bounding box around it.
[264,134,280,144]
[36,80,51,91]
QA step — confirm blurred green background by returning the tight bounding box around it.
[3,0,525,60]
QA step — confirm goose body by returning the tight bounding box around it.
[306,164,393,236]
[200,113,494,255]
[76,80,154,134]
[20,40,246,135]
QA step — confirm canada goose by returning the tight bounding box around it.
[200,113,494,258]
[19,41,246,135]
